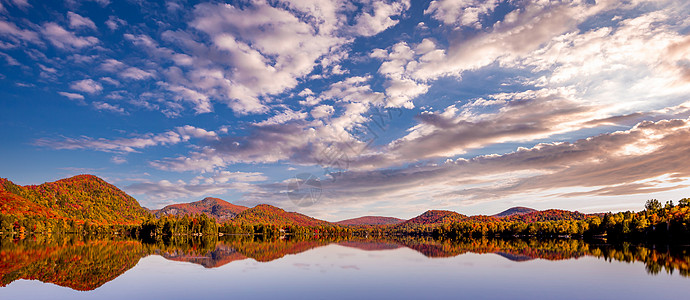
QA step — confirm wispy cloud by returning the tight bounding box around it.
[7,0,690,217]
[70,78,102,94]
[126,171,266,205]
[58,91,85,101]
[67,12,97,30]
[241,116,690,216]
[119,67,155,80]
[93,101,126,114]
[0,20,41,45]
[34,125,219,153]
[41,22,98,49]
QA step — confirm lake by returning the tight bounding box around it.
[1,235,688,299]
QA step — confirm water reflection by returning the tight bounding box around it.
[1,234,688,291]
[0,235,144,291]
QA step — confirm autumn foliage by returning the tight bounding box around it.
[0,175,149,234]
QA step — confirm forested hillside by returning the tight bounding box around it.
[1,175,149,233]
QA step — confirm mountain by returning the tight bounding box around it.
[0,175,148,225]
[493,207,537,218]
[335,216,405,226]
[402,210,467,225]
[229,204,331,227]
[0,183,60,219]
[152,197,248,222]
[1,175,597,232]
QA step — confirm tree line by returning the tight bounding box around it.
[2,198,690,243]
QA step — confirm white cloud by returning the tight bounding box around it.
[141,0,409,116]
[70,78,103,94]
[352,0,410,36]
[371,42,430,108]
[0,20,41,44]
[158,82,213,114]
[211,171,267,183]
[189,1,344,113]
[0,52,20,65]
[91,0,110,6]
[311,105,335,119]
[58,91,84,100]
[38,64,57,73]
[100,58,124,72]
[149,121,318,172]
[69,54,97,63]
[126,171,265,202]
[67,12,97,30]
[255,109,308,126]
[149,75,407,173]
[506,9,690,112]
[41,22,98,49]
[120,67,155,80]
[111,156,127,164]
[123,33,158,49]
[105,16,126,30]
[10,0,30,9]
[259,116,690,214]
[425,0,500,28]
[374,1,616,93]
[34,125,218,153]
[93,101,126,114]
[100,77,120,86]
[176,125,218,141]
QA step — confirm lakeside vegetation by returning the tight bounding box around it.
[400,199,690,242]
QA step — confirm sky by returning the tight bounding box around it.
[1,0,690,221]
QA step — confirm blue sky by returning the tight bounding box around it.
[1,0,690,221]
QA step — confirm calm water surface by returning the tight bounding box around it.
[1,235,688,299]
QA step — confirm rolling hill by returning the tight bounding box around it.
[335,216,406,226]
[493,207,537,218]
[152,197,247,222]
[229,204,331,227]
[402,210,467,225]
[1,175,604,234]
[0,175,149,225]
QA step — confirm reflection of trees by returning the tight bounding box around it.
[220,235,337,262]
[395,237,690,277]
[1,235,688,291]
[0,235,146,291]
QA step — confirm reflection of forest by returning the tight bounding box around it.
[0,235,144,291]
[1,235,688,291]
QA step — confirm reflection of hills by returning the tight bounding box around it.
[494,252,536,262]
[224,237,332,262]
[440,238,588,262]
[0,236,145,291]
[155,236,336,266]
[160,243,248,268]
[393,237,468,258]
[2,235,689,291]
